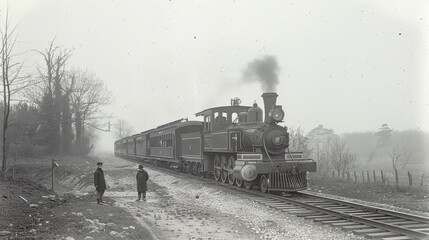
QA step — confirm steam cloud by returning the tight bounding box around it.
[242,55,280,92]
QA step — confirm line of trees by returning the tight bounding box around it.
[0,13,112,177]
[289,123,427,189]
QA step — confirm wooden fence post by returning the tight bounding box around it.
[373,170,376,183]
[408,171,412,187]
[362,171,365,182]
[367,170,370,183]
[347,171,350,181]
[354,171,357,182]
[381,170,385,184]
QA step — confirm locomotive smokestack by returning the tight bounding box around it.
[262,92,278,122]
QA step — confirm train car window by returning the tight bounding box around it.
[166,133,173,147]
[208,115,211,130]
[231,112,238,124]
[150,136,161,147]
[204,114,211,131]
[214,111,220,125]
[221,112,227,125]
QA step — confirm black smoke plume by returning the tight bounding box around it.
[242,55,280,92]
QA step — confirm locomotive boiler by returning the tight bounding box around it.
[115,92,317,193]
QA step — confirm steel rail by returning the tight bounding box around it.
[264,194,429,239]
[299,191,429,224]
[119,155,429,239]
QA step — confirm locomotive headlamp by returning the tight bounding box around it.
[273,136,281,144]
[272,134,286,146]
[269,106,285,122]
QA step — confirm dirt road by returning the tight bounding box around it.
[81,153,362,240]
[2,153,363,240]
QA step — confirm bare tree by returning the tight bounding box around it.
[0,12,30,177]
[313,144,330,176]
[69,69,112,152]
[113,119,134,140]
[307,124,337,176]
[329,138,357,178]
[387,141,414,187]
[32,40,72,154]
[288,127,312,158]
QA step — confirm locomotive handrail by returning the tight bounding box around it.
[262,138,272,161]
[262,138,276,174]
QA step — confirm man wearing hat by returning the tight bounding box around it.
[94,162,106,204]
[136,164,149,201]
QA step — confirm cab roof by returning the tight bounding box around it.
[195,105,251,117]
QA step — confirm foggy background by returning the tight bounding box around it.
[2,0,428,154]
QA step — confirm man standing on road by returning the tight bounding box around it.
[136,164,149,201]
[94,162,106,204]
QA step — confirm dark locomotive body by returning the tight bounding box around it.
[114,92,317,193]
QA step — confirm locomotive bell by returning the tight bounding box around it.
[241,164,257,181]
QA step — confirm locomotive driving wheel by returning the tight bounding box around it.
[184,162,191,173]
[214,155,221,181]
[260,174,269,193]
[244,181,253,190]
[196,162,203,176]
[191,162,198,175]
[220,155,228,183]
[235,179,243,188]
[227,155,236,185]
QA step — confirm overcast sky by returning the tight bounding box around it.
[2,0,428,150]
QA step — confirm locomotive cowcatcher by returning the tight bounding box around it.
[115,92,317,193]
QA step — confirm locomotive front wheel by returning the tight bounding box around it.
[260,174,269,193]
[244,181,253,190]
[214,155,222,181]
[236,179,244,188]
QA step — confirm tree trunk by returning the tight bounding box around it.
[61,92,72,153]
[75,110,82,148]
[1,50,11,178]
[1,92,9,177]
[394,168,399,187]
[53,69,62,154]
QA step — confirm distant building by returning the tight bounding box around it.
[307,124,338,149]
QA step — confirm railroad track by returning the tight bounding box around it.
[240,191,429,240]
[124,157,429,240]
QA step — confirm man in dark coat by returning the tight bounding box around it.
[136,164,149,201]
[94,162,106,204]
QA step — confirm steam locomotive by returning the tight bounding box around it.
[114,92,316,193]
